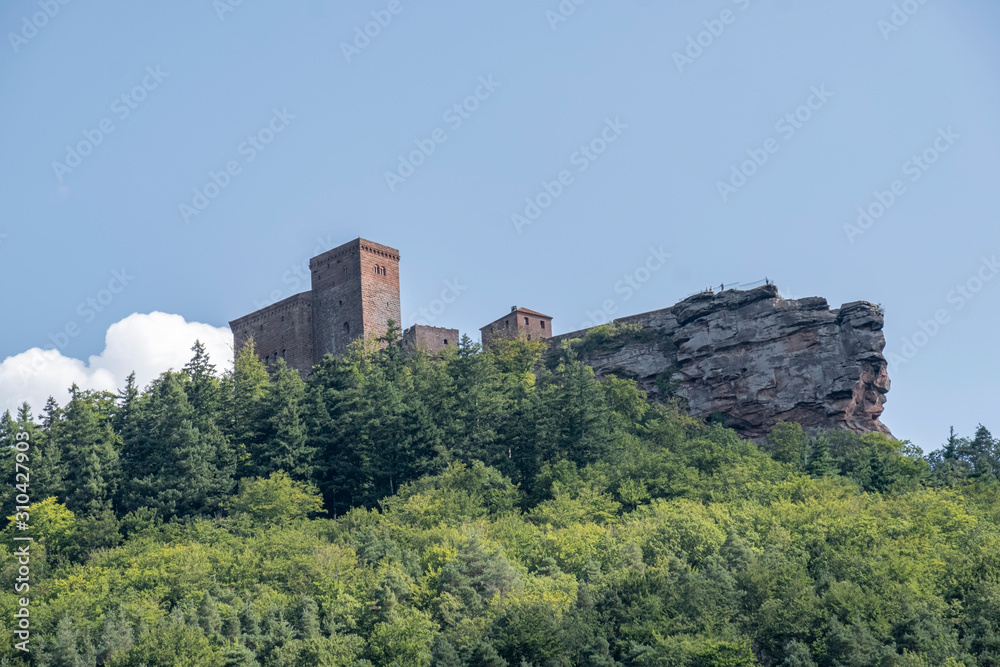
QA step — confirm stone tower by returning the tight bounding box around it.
[309,238,401,364]
[229,237,402,374]
[480,306,553,348]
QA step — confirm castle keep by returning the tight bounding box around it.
[232,237,891,438]
[231,238,453,370]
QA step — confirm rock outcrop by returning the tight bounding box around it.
[549,284,890,439]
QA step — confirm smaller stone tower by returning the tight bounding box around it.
[402,324,459,355]
[480,306,552,348]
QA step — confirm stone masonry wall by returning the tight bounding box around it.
[403,324,458,354]
[310,240,366,364]
[357,240,402,340]
[229,292,314,373]
[481,308,552,347]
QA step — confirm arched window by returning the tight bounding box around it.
[281,348,286,358]
[344,321,350,334]
[264,355,269,364]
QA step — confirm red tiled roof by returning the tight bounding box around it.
[514,307,552,318]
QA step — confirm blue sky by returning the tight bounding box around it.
[1,0,997,452]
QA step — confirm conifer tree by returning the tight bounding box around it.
[228,339,270,476]
[96,608,133,664]
[807,433,838,477]
[255,359,312,480]
[122,373,234,518]
[184,340,221,416]
[35,396,67,501]
[112,372,139,437]
[52,387,120,514]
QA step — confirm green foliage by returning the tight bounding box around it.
[5,337,1000,666]
[565,321,656,358]
[226,471,324,525]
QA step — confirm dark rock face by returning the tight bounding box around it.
[550,285,891,439]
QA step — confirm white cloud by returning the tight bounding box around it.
[0,312,233,417]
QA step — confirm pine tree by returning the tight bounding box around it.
[807,433,838,477]
[122,373,234,518]
[228,338,270,476]
[199,592,223,636]
[35,396,67,501]
[295,595,322,640]
[959,424,1000,480]
[96,607,133,664]
[112,372,139,437]
[255,359,313,480]
[184,340,221,415]
[445,335,507,465]
[52,387,120,514]
[47,615,85,667]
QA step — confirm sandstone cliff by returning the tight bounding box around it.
[549,284,891,439]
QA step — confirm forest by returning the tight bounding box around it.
[1,325,999,666]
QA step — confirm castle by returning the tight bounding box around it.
[231,237,891,438]
[230,238,452,368]
[230,237,554,371]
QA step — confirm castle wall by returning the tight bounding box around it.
[403,324,458,354]
[229,292,314,374]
